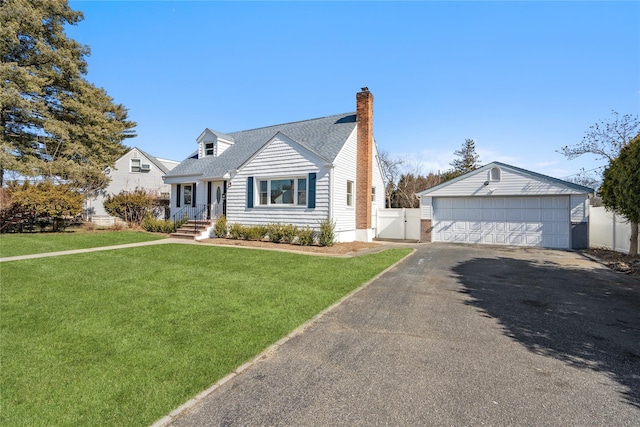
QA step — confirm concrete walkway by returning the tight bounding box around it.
[0,238,199,263]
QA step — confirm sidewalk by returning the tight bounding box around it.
[0,238,198,263]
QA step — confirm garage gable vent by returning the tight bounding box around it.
[490,167,501,181]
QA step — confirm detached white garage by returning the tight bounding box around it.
[417,162,593,249]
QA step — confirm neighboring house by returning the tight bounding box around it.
[416,162,593,249]
[163,88,385,242]
[85,147,179,221]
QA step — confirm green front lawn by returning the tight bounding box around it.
[1,244,412,426]
[0,230,165,257]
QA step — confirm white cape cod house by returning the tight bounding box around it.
[163,88,385,242]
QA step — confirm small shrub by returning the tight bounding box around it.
[142,216,176,233]
[228,223,246,240]
[104,188,156,226]
[266,223,284,243]
[296,227,316,246]
[247,225,268,241]
[213,215,228,238]
[111,221,126,231]
[280,224,298,244]
[318,217,335,247]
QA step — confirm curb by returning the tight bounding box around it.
[149,248,416,427]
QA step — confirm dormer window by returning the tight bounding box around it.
[490,167,501,181]
[197,129,235,159]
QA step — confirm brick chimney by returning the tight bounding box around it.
[356,87,373,242]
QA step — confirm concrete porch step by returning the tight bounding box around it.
[170,220,212,240]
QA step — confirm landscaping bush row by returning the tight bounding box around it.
[141,216,187,233]
[211,216,335,247]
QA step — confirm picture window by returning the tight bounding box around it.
[257,177,307,206]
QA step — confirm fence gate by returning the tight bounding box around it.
[376,208,421,241]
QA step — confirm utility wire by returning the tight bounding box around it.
[561,164,607,180]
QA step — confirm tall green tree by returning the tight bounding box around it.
[0,0,136,188]
[451,138,482,174]
[439,138,482,182]
[599,135,640,255]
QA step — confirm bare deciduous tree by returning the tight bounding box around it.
[378,150,403,208]
[559,111,639,163]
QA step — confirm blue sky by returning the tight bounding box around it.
[67,1,639,181]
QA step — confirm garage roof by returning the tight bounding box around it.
[416,161,594,197]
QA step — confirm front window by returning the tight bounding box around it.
[130,158,141,173]
[259,180,268,205]
[347,181,354,207]
[270,179,294,204]
[258,177,307,206]
[205,142,214,156]
[297,178,307,206]
[183,185,192,206]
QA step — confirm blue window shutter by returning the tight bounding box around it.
[176,184,181,208]
[192,182,197,207]
[247,177,254,208]
[308,173,316,209]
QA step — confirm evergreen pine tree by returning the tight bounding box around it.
[0,0,136,188]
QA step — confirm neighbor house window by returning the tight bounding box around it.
[205,142,214,156]
[130,158,141,173]
[183,185,192,206]
[347,181,354,207]
[257,177,307,206]
[490,167,501,181]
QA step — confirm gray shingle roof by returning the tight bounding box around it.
[165,112,357,179]
[134,147,173,174]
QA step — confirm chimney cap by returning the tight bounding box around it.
[360,87,369,92]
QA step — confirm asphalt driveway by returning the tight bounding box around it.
[163,243,640,426]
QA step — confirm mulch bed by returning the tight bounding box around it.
[199,238,380,255]
[583,248,640,277]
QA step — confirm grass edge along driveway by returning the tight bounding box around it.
[1,243,412,426]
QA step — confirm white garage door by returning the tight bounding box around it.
[432,196,570,248]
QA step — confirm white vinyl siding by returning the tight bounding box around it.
[332,128,358,241]
[227,134,329,228]
[421,196,433,220]
[424,167,588,198]
[570,194,589,223]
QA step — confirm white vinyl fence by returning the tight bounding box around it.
[589,206,639,254]
[376,208,421,241]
